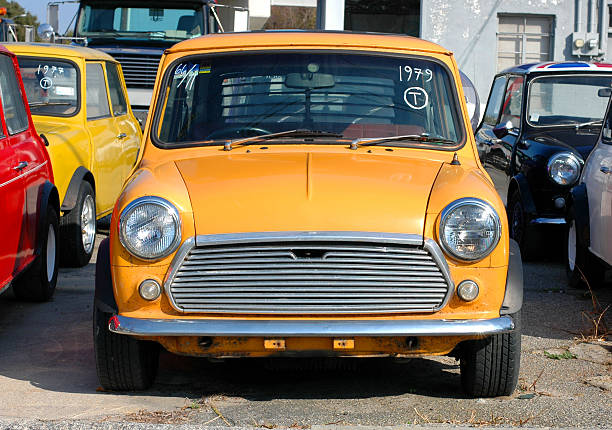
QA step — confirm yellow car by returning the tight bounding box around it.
[4,43,142,267]
[94,32,523,397]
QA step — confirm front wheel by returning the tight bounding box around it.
[460,312,521,397]
[13,206,60,302]
[93,306,159,391]
[60,181,96,267]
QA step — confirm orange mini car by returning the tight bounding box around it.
[93,32,523,397]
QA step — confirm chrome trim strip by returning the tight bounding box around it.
[529,217,566,225]
[109,315,515,337]
[0,161,47,189]
[164,236,196,311]
[194,231,423,247]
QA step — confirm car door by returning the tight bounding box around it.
[0,53,38,287]
[476,75,507,164]
[586,109,612,265]
[0,109,23,289]
[105,61,140,182]
[85,61,124,215]
[489,76,523,204]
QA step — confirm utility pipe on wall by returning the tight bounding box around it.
[589,0,597,32]
[599,0,607,55]
[576,0,583,32]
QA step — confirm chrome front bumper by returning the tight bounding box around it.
[108,315,515,337]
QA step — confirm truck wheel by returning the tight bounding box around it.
[460,312,521,397]
[13,206,59,302]
[60,181,96,267]
[93,306,159,391]
[508,192,539,260]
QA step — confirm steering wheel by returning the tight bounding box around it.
[205,126,272,140]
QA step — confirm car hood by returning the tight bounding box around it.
[523,128,599,160]
[174,151,444,240]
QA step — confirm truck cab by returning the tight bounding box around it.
[72,0,209,124]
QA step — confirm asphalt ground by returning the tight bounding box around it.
[0,235,610,428]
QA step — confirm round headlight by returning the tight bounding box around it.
[119,196,181,260]
[547,152,582,186]
[439,198,501,262]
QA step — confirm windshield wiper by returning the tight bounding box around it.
[349,134,457,149]
[574,120,602,130]
[224,129,345,151]
[29,101,73,107]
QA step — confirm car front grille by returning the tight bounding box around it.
[165,233,453,315]
[110,53,161,89]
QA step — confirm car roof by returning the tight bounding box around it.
[2,42,117,62]
[0,44,15,57]
[500,61,612,75]
[167,31,453,56]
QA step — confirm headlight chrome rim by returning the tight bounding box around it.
[438,198,501,262]
[119,196,182,261]
[547,152,582,186]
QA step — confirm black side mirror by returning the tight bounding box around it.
[598,88,612,97]
[493,121,513,139]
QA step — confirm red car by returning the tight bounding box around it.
[0,44,59,301]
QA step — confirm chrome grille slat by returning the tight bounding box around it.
[190,245,429,255]
[170,287,448,293]
[178,263,438,271]
[166,237,452,314]
[175,268,440,276]
[181,257,436,266]
[110,53,161,89]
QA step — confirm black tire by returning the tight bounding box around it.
[460,312,521,397]
[508,192,540,260]
[93,306,159,391]
[60,181,96,267]
[13,206,59,302]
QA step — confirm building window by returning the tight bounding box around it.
[497,15,553,71]
[344,0,420,36]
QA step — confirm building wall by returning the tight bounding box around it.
[420,0,604,102]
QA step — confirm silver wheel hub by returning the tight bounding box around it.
[81,195,96,254]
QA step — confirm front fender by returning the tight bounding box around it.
[61,166,95,212]
[94,237,118,314]
[569,183,590,247]
[501,239,523,315]
[510,173,537,217]
[36,181,60,256]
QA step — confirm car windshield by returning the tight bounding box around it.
[527,74,612,127]
[16,57,79,117]
[156,52,464,148]
[76,5,204,42]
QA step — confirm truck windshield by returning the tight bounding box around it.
[156,52,464,148]
[76,5,204,42]
[527,74,612,127]
[16,57,79,117]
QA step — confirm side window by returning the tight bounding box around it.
[482,76,507,125]
[106,62,128,116]
[499,76,524,128]
[86,63,111,120]
[0,54,29,135]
